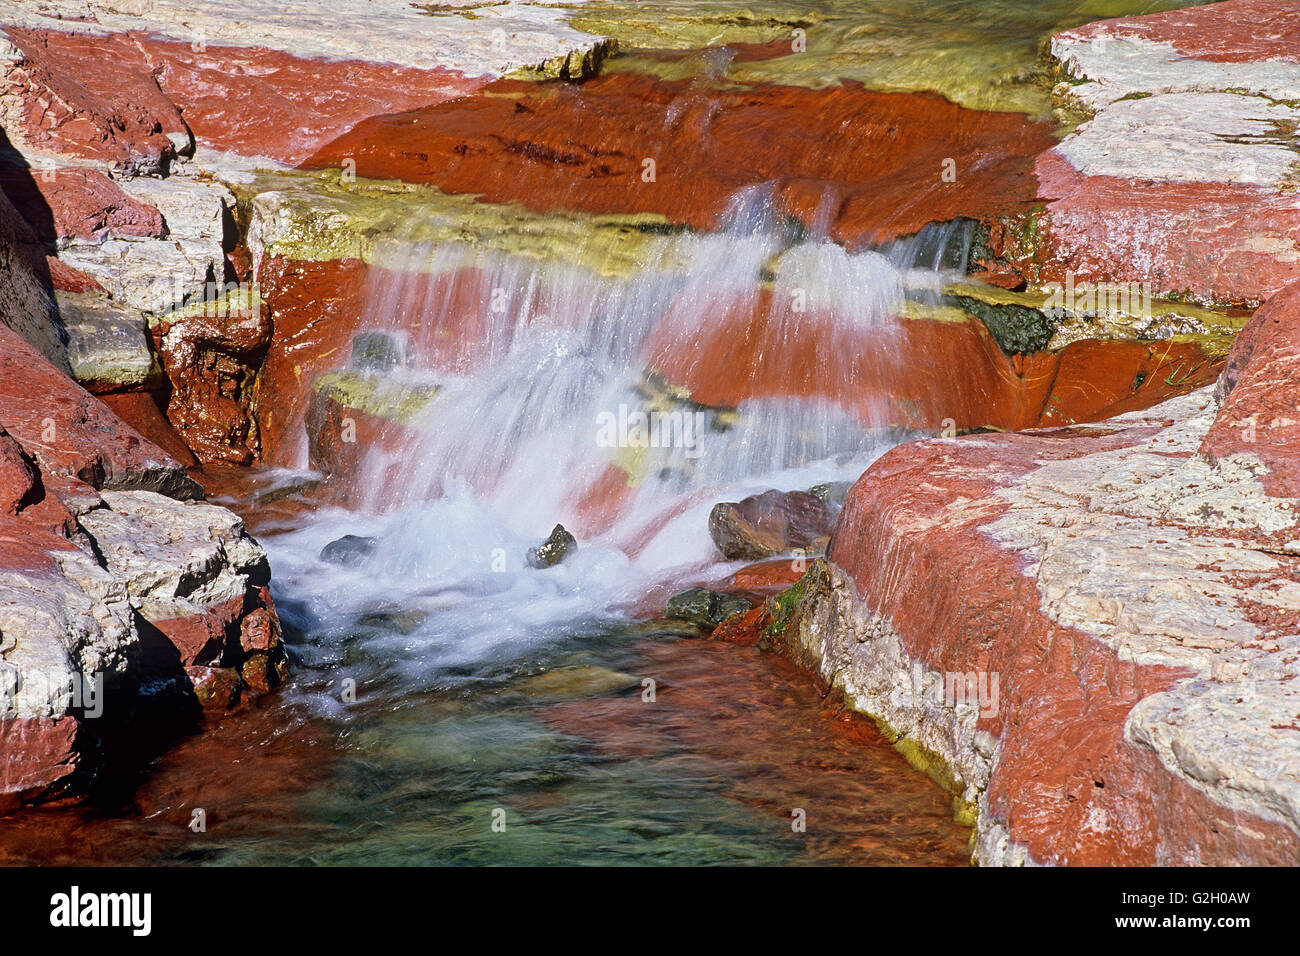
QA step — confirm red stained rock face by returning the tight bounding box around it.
[645,288,1222,431]
[0,717,80,809]
[821,429,1300,865]
[148,40,486,165]
[1027,152,1300,306]
[0,426,40,516]
[0,166,165,243]
[1065,0,1300,63]
[158,295,273,466]
[304,74,1055,247]
[1,28,186,174]
[255,256,370,466]
[1201,281,1300,497]
[0,322,200,498]
[0,28,485,168]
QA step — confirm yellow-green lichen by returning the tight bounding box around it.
[312,370,440,425]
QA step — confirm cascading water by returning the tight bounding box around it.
[265,186,974,699]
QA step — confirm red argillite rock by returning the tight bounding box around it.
[0,717,80,811]
[709,490,833,561]
[0,166,166,243]
[993,0,1300,306]
[1200,281,1300,498]
[0,322,201,499]
[303,73,1055,248]
[766,280,1300,865]
[157,292,274,466]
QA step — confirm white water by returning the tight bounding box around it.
[263,188,971,703]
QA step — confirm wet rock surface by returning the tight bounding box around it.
[320,534,379,566]
[665,587,753,630]
[709,489,833,560]
[759,280,1300,865]
[527,524,577,569]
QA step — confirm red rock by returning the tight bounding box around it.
[255,256,369,465]
[727,558,808,593]
[0,28,186,174]
[0,717,80,809]
[98,391,199,469]
[709,489,834,560]
[0,426,39,516]
[0,166,165,242]
[159,292,273,465]
[150,593,246,667]
[146,39,486,165]
[1064,0,1300,64]
[303,74,1055,248]
[1027,151,1300,306]
[1201,280,1300,497]
[183,665,241,718]
[240,651,287,698]
[815,432,1279,864]
[710,605,769,647]
[45,255,104,294]
[239,606,281,654]
[0,323,201,498]
[645,291,1222,432]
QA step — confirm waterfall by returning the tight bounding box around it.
[263,185,972,693]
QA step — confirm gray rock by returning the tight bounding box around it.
[665,587,753,630]
[320,534,379,566]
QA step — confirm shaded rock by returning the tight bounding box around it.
[708,489,833,560]
[664,587,753,630]
[184,665,241,717]
[240,651,288,698]
[527,523,576,569]
[320,534,378,566]
[0,717,80,807]
[57,291,159,394]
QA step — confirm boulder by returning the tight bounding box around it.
[664,587,753,630]
[320,534,378,566]
[708,489,833,561]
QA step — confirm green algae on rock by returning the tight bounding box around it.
[244,169,689,279]
[566,0,1216,116]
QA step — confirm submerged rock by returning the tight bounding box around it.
[665,587,753,630]
[357,606,429,635]
[527,524,576,569]
[709,490,833,561]
[350,331,405,371]
[319,534,379,566]
[509,664,642,702]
